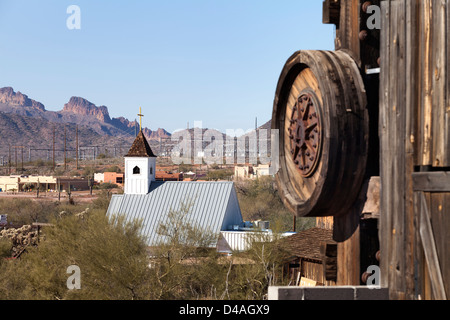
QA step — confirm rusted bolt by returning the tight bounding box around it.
[376,250,381,261]
[361,271,371,284]
[362,1,373,13]
[377,57,381,66]
[359,30,369,41]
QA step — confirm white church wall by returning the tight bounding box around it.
[124,157,156,195]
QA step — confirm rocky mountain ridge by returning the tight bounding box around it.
[0,87,170,141]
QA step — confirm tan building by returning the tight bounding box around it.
[0,175,90,193]
[234,164,272,180]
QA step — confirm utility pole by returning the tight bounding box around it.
[8,145,11,175]
[12,146,25,173]
[52,126,56,171]
[76,125,79,170]
[64,125,67,171]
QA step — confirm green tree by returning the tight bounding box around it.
[0,209,152,300]
[0,198,59,225]
[149,199,221,300]
[104,166,122,173]
[236,176,315,232]
[206,169,233,181]
[224,228,291,300]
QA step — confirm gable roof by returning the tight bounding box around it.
[107,181,244,247]
[279,228,335,261]
[125,130,156,157]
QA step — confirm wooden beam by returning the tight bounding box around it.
[321,241,338,282]
[418,192,447,300]
[323,0,340,26]
[412,172,450,192]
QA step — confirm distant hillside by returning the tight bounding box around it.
[0,112,134,160]
[0,87,272,164]
[0,87,171,141]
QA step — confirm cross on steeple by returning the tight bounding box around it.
[137,107,144,131]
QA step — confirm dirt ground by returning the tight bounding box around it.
[0,190,100,203]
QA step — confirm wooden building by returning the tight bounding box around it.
[281,228,337,287]
[378,0,450,300]
[270,0,449,300]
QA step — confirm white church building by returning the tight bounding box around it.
[106,129,247,251]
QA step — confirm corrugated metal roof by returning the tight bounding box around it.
[218,231,295,253]
[107,181,244,247]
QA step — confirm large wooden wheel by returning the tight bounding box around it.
[272,50,369,217]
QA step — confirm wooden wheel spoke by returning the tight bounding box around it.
[305,121,318,133]
[302,102,311,121]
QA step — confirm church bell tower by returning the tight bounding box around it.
[124,108,157,195]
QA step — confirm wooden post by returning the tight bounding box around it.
[52,126,56,171]
[64,125,67,171]
[418,192,447,300]
[76,125,79,170]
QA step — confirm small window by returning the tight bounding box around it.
[133,166,140,175]
[150,167,153,175]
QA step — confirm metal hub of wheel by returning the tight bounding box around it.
[288,90,322,177]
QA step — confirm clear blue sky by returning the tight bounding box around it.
[0,0,335,133]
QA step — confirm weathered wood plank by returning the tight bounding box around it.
[321,241,338,282]
[420,0,433,166]
[336,0,360,61]
[393,0,407,296]
[322,0,340,26]
[431,0,447,167]
[446,0,450,166]
[419,192,447,300]
[379,0,391,290]
[406,0,417,158]
[404,0,418,299]
[380,0,417,299]
[412,171,450,192]
[431,193,450,298]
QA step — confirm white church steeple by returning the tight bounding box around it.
[124,109,157,195]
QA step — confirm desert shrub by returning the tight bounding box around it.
[235,176,315,232]
[0,209,151,300]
